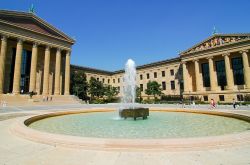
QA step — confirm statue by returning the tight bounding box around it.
[29,4,35,14]
[219,37,224,45]
[205,42,210,48]
[200,45,204,50]
[225,37,230,43]
[214,38,219,46]
[231,37,236,42]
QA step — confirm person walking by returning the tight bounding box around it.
[210,99,216,109]
[233,98,237,109]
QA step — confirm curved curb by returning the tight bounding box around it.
[10,108,250,152]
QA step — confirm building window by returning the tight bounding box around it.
[140,74,143,80]
[201,63,210,87]
[232,57,244,85]
[170,69,174,76]
[162,71,165,77]
[170,81,175,90]
[140,84,143,91]
[154,72,157,78]
[113,79,115,83]
[102,78,105,83]
[118,78,120,83]
[117,86,120,92]
[108,79,110,84]
[97,78,99,81]
[219,95,225,101]
[203,96,208,101]
[162,81,166,90]
[216,60,227,89]
[147,73,150,79]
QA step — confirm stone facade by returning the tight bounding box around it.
[181,34,250,102]
[71,57,183,99]
[0,10,74,96]
[1,10,249,103]
[72,34,250,102]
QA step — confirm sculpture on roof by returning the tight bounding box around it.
[212,26,218,35]
[28,4,35,14]
[186,35,247,54]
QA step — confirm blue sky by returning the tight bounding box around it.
[1,0,250,71]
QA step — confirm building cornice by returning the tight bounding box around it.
[0,10,75,44]
[71,65,113,75]
[180,33,250,56]
[181,39,250,61]
[72,57,181,75]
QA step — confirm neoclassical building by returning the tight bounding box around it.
[0,10,74,97]
[1,10,249,103]
[71,57,183,99]
[73,34,250,102]
[181,34,250,102]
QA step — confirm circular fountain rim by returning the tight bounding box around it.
[10,108,250,151]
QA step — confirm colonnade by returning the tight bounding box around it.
[182,50,250,93]
[0,35,71,95]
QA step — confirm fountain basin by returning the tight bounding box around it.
[120,108,149,120]
[10,109,250,151]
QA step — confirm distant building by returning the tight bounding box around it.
[72,34,250,102]
[71,57,182,99]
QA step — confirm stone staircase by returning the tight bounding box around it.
[0,94,83,106]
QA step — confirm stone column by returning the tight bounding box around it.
[240,50,250,89]
[193,59,202,92]
[223,53,234,90]
[208,56,218,91]
[0,36,8,94]
[29,43,39,92]
[12,39,23,95]
[42,46,51,95]
[182,61,189,93]
[54,48,61,95]
[64,50,71,95]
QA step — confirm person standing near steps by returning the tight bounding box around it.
[210,99,216,109]
[233,98,237,109]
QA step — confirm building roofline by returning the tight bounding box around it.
[180,33,250,55]
[72,57,181,75]
[71,64,113,75]
[0,9,75,44]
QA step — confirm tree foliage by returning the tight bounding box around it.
[104,85,119,101]
[88,77,105,99]
[145,81,162,101]
[70,70,88,100]
[136,86,142,103]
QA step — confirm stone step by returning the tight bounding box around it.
[0,94,82,106]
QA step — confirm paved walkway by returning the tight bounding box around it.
[0,104,250,165]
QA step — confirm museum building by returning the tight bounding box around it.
[0,10,74,98]
[0,9,249,103]
[73,34,250,102]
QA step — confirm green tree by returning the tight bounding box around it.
[70,70,88,100]
[88,77,105,99]
[145,81,162,102]
[136,86,142,103]
[104,85,119,102]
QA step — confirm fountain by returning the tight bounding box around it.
[119,59,149,120]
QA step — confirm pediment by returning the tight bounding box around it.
[181,34,250,55]
[0,10,74,43]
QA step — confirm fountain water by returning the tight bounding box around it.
[119,59,149,120]
[121,59,137,109]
